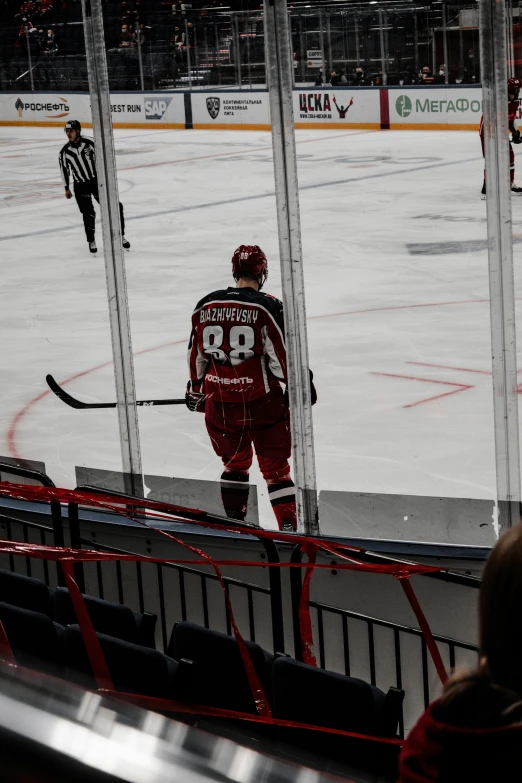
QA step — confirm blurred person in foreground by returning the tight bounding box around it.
[399,523,522,782]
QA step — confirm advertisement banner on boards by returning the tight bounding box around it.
[293,88,380,128]
[191,92,270,129]
[389,87,483,128]
[0,92,185,127]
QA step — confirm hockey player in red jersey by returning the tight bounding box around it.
[480,77,522,196]
[185,245,316,531]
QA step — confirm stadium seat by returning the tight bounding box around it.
[0,569,54,618]
[167,621,273,714]
[271,657,404,773]
[0,601,64,677]
[64,625,179,698]
[54,587,157,648]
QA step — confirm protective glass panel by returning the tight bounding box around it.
[0,6,120,491]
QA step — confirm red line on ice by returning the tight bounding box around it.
[370,372,473,408]
[6,339,186,461]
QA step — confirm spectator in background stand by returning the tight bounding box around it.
[420,65,435,84]
[399,524,522,782]
[171,24,185,48]
[43,28,56,53]
[330,70,340,86]
[352,66,366,86]
[314,69,323,86]
[119,22,133,47]
[186,20,194,46]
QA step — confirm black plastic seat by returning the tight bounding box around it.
[64,625,178,698]
[272,657,404,774]
[0,569,54,617]
[0,601,64,677]
[167,621,273,714]
[54,587,157,648]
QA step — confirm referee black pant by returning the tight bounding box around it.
[74,180,125,243]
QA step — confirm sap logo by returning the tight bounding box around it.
[144,97,173,120]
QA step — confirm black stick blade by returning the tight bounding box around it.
[45,375,115,409]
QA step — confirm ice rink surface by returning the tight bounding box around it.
[0,125,518,527]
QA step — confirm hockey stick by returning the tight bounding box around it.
[46,375,186,410]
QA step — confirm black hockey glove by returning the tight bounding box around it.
[513,129,522,144]
[310,370,317,405]
[283,370,317,407]
[185,382,206,413]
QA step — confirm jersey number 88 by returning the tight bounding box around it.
[202,325,255,366]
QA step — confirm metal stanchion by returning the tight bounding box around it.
[299,17,305,83]
[319,9,326,83]
[355,16,360,67]
[414,13,419,76]
[24,20,35,91]
[326,14,332,75]
[479,0,521,532]
[234,15,242,88]
[136,17,145,90]
[246,15,252,87]
[378,8,387,85]
[184,18,192,90]
[81,0,143,497]
[263,0,319,535]
[459,20,464,81]
[442,3,449,84]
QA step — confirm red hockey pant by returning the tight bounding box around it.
[205,389,291,484]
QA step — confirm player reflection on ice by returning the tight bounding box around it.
[185,246,317,531]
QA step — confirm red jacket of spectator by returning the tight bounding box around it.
[399,699,522,783]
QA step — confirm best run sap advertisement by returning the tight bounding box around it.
[0,92,185,128]
[0,87,484,131]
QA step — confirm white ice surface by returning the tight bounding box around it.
[0,126,517,529]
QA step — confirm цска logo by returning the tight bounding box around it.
[206,97,220,119]
[395,95,413,118]
[144,96,172,120]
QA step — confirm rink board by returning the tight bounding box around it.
[0,86,484,131]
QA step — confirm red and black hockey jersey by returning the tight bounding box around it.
[187,287,287,402]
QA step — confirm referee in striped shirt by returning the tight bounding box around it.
[59,119,130,254]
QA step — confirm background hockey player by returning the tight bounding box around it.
[185,245,317,532]
[59,120,130,253]
[480,77,522,195]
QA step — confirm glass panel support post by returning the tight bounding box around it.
[136,15,145,90]
[24,20,35,91]
[480,0,522,532]
[355,16,360,68]
[442,3,449,84]
[319,10,326,84]
[414,13,419,76]
[264,0,319,536]
[378,9,387,85]
[184,18,193,90]
[81,0,143,497]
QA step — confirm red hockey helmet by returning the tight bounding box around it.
[508,77,521,98]
[231,245,268,288]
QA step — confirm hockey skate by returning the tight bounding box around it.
[89,241,97,253]
[481,181,486,199]
[122,236,131,249]
[512,184,522,193]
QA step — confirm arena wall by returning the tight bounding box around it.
[0,86,484,131]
